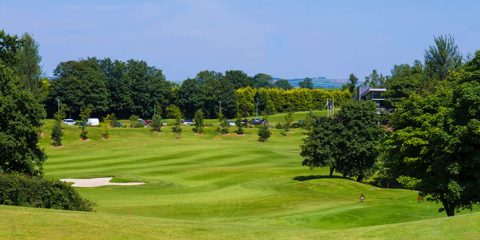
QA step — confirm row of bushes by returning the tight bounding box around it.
[0,173,96,212]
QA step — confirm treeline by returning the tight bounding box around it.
[46,58,350,119]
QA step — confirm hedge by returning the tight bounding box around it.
[0,173,96,212]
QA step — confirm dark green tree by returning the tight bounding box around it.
[385,51,480,217]
[175,78,204,119]
[274,79,292,90]
[362,70,386,88]
[299,77,314,89]
[334,100,384,181]
[384,61,423,109]
[51,123,63,147]
[424,34,463,81]
[223,70,253,89]
[0,31,47,176]
[219,77,237,119]
[348,74,358,93]
[79,108,92,140]
[12,33,45,101]
[129,114,139,128]
[252,73,274,88]
[258,124,272,142]
[150,113,163,133]
[301,116,344,177]
[235,114,244,135]
[192,109,204,134]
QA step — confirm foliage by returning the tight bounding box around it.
[0,173,96,211]
[284,111,293,131]
[79,108,92,140]
[362,69,386,87]
[274,79,292,90]
[192,109,204,134]
[129,115,139,129]
[235,114,244,135]
[383,61,423,109]
[257,124,272,142]
[385,51,480,217]
[220,119,230,134]
[150,114,163,133]
[12,33,46,102]
[299,77,313,89]
[304,110,315,131]
[109,113,117,126]
[223,70,253,89]
[424,34,463,82]
[334,100,384,181]
[252,73,274,89]
[0,33,47,176]
[348,73,358,93]
[170,106,183,137]
[51,123,63,147]
[53,103,67,124]
[301,116,344,177]
[102,114,113,139]
[166,104,181,119]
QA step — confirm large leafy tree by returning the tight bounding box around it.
[383,60,423,109]
[48,58,108,118]
[362,70,386,88]
[175,78,204,119]
[197,70,223,118]
[12,33,45,101]
[385,51,480,217]
[424,34,463,81]
[219,77,237,119]
[274,79,292,90]
[348,74,358,93]
[223,70,253,89]
[301,116,344,177]
[299,77,314,89]
[0,31,47,176]
[252,73,274,89]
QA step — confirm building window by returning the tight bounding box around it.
[373,91,383,99]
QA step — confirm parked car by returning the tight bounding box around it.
[162,121,168,126]
[145,120,152,125]
[63,119,76,125]
[249,118,261,124]
[181,119,194,125]
[87,118,99,126]
[137,118,148,127]
[113,122,122,128]
[78,122,85,127]
[229,121,236,127]
[261,119,269,125]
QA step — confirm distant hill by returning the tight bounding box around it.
[273,77,348,88]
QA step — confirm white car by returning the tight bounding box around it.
[87,118,100,126]
[229,121,236,127]
[63,119,76,125]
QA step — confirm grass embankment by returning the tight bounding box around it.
[3,110,478,239]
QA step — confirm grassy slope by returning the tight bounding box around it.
[5,111,478,239]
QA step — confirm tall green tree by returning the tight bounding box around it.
[79,108,92,140]
[192,109,204,134]
[274,79,292,90]
[219,77,237,119]
[331,100,383,181]
[299,77,314,89]
[362,70,386,88]
[175,78,205,119]
[12,33,45,101]
[0,31,47,176]
[385,51,480,217]
[223,70,253,89]
[384,61,423,109]
[301,116,344,177]
[424,34,463,81]
[348,74,358,93]
[252,73,274,88]
[197,70,223,118]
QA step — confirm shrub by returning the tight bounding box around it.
[51,123,63,146]
[102,114,112,139]
[79,108,92,140]
[193,109,204,134]
[129,115,139,128]
[150,114,163,132]
[235,115,244,135]
[220,119,230,134]
[258,124,272,142]
[0,173,96,212]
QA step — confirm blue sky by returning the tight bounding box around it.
[1,0,479,81]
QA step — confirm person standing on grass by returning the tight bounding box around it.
[360,193,365,203]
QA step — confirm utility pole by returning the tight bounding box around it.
[154,98,156,116]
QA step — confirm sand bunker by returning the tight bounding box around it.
[60,177,145,187]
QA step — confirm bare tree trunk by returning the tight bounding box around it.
[329,167,335,178]
[356,175,364,182]
[441,195,456,217]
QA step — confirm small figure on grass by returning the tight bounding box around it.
[258,124,272,142]
[192,109,204,134]
[79,108,92,141]
[360,193,365,203]
[102,114,113,139]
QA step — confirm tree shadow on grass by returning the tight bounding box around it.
[293,175,347,182]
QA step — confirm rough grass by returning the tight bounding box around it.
[5,110,478,239]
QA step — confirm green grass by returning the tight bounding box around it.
[4,111,479,239]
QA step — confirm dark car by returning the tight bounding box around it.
[249,118,262,124]
[113,122,122,128]
[145,120,152,125]
[181,119,194,125]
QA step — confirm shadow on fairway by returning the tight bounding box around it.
[292,175,347,181]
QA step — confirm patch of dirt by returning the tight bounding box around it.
[303,135,309,138]
[194,133,204,136]
[288,131,295,134]
[235,134,245,136]
[213,136,221,140]
[52,145,64,148]
[256,141,268,143]
[102,137,111,140]
[79,138,91,141]
[38,132,45,137]
[221,133,230,136]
